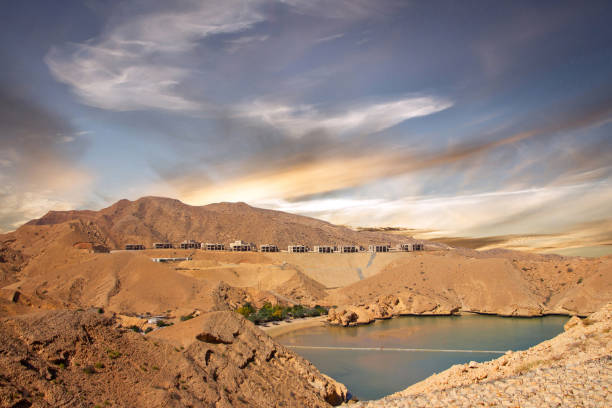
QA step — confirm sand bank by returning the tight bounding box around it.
[261,316,327,337]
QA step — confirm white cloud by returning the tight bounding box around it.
[315,33,345,43]
[258,181,612,240]
[45,0,266,112]
[237,96,452,137]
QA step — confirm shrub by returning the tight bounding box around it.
[236,302,255,318]
[577,278,583,284]
[106,350,122,360]
[144,327,153,334]
[82,365,96,375]
[180,314,195,321]
[156,320,172,327]
[94,362,105,369]
[128,325,142,333]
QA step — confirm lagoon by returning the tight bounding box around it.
[276,314,568,400]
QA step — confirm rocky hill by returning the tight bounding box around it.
[326,251,612,324]
[0,309,347,407]
[23,196,418,249]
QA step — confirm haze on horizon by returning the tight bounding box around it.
[1,0,611,257]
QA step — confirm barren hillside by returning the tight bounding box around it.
[23,196,420,249]
[0,309,347,407]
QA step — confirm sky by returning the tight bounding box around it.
[1,0,611,256]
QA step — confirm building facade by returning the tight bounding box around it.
[339,245,359,253]
[153,242,173,249]
[260,244,279,252]
[288,245,307,253]
[369,244,390,252]
[204,243,225,251]
[230,240,253,251]
[313,245,334,253]
[179,240,201,249]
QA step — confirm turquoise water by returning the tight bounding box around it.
[276,315,567,400]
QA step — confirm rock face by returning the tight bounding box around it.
[326,252,612,325]
[352,302,612,407]
[328,294,460,326]
[0,309,347,407]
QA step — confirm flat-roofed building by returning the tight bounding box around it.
[179,240,201,249]
[288,245,307,253]
[413,243,424,251]
[204,243,225,251]
[398,243,413,252]
[260,244,279,252]
[153,242,173,249]
[369,244,390,253]
[313,245,334,253]
[125,244,145,250]
[339,245,359,253]
[230,240,253,251]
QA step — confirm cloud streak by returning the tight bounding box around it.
[45,0,267,112]
[236,96,452,138]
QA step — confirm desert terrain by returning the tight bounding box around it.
[0,196,611,406]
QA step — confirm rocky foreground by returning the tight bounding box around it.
[351,303,612,407]
[0,310,347,407]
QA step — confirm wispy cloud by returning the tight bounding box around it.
[315,33,345,43]
[236,96,452,138]
[45,0,267,112]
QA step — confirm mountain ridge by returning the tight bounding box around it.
[23,196,422,249]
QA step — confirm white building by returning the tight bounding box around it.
[260,244,279,252]
[339,245,359,253]
[153,242,173,249]
[398,243,413,252]
[313,245,334,253]
[288,245,307,253]
[204,243,225,251]
[369,244,390,252]
[179,240,201,249]
[230,240,253,251]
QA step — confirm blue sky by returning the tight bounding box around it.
[1,0,611,255]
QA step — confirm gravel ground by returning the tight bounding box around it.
[352,356,611,408]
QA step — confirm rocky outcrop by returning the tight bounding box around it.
[0,309,348,407]
[327,294,460,326]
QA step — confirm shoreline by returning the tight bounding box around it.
[327,308,581,328]
[260,316,327,337]
[260,310,580,336]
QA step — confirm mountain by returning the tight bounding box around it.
[24,196,421,249]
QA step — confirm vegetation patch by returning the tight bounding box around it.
[235,302,328,324]
[180,313,195,321]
